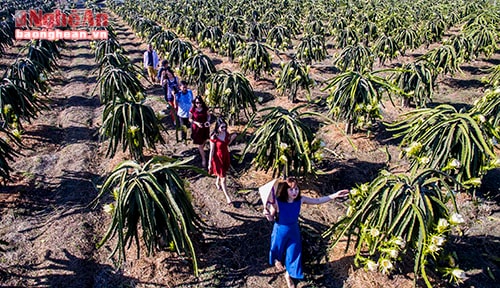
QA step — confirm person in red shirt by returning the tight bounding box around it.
[208,117,237,204]
[189,96,210,167]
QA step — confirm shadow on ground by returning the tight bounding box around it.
[23,125,98,145]
[313,159,387,195]
[449,234,500,288]
[185,209,350,288]
[0,249,137,287]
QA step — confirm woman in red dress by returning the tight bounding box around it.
[189,96,210,167]
[208,117,237,204]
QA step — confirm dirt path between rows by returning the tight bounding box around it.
[0,17,360,288]
[0,39,110,286]
[0,9,499,288]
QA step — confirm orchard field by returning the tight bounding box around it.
[0,0,499,287]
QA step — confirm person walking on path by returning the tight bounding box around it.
[160,63,179,123]
[264,178,349,288]
[208,117,237,204]
[174,81,193,142]
[143,44,159,84]
[189,96,210,167]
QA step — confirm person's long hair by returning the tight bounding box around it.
[276,178,301,202]
[211,117,227,138]
[192,95,208,111]
[165,67,175,78]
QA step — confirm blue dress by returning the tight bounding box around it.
[269,199,303,279]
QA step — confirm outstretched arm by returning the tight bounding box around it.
[228,132,237,145]
[302,189,349,205]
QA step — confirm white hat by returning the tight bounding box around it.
[258,179,280,209]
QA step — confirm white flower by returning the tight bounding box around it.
[103,203,115,214]
[437,218,449,232]
[279,155,288,164]
[360,183,369,193]
[39,73,47,82]
[478,114,486,123]
[280,142,288,150]
[393,237,405,248]
[370,228,380,238]
[314,152,324,161]
[451,269,466,280]
[450,213,465,225]
[404,142,422,156]
[128,125,139,135]
[419,156,430,164]
[366,260,378,272]
[427,243,440,253]
[349,188,360,196]
[379,259,393,274]
[388,249,399,259]
[11,129,22,140]
[431,235,445,247]
[449,159,461,169]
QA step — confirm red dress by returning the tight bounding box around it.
[190,107,209,144]
[209,133,230,177]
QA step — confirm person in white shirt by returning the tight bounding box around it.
[143,44,159,84]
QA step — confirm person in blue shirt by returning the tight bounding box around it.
[174,81,193,141]
[265,178,349,288]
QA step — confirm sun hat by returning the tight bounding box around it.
[259,179,280,209]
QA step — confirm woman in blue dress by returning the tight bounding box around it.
[264,178,349,288]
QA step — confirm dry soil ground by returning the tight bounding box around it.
[0,11,499,288]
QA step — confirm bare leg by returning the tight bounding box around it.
[284,271,295,288]
[198,144,206,167]
[215,176,221,190]
[220,177,231,203]
[274,260,285,271]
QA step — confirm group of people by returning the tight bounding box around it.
[144,44,237,204]
[144,45,351,288]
